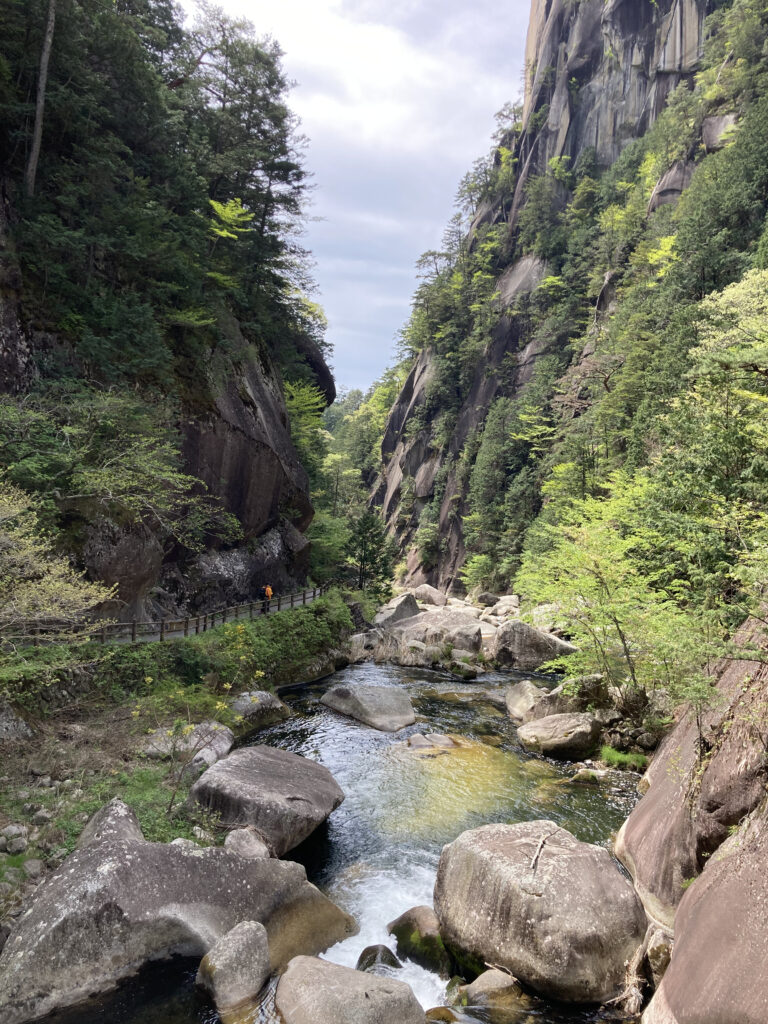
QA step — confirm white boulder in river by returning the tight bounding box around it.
[190,746,344,856]
[320,683,416,731]
[0,800,357,1024]
[275,955,426,1024]
[433,821,646,1003]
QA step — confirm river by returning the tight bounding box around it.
[49,661,639,1024]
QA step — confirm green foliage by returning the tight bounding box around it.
[346,511,396,595]
[599,746,649,772]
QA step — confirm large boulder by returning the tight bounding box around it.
[491,620,576,671]
[0,806,357,1024]
[433,822,645,1003]
[614,618,768,928]
[414,583,447,606]
[275,955,425,1024]
[320,683,416,732]
[76,797,143,849]
[447,623,482,653]
[505,680,543,722]
[374,593,419,627]
[517,713,600,760]
[230,690,291,734]
[195,920,270,1014]
[189,746,345,856]
[642,801,768,1024]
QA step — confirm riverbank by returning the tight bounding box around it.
[0,589,365,930]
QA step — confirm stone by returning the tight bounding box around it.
[448,662,478,681]
[702,112,736,152]
[140,720,234,773]
[0,703,33,742]
[0,807,356,1024]
[642,802,768,1024]
[320,683,416,732]
[414,583,447,606]
[446,623,482,653]
[224,826,271,859]
[387,905,452,977]
[645,927,673,989]
[614,617,768,929]
[475,592,500,607]
[230,690,290,734]
[458,969,534,1020]
[76,798,143,849]
[425,1010,458,1022]
[449,648,475,662]
[517,713,601,760]
[189,746,345,857]
[22,860,44,880]
[275,955,425,1024]
[31,810,51,826]
[374,593,419,627]
[433,821,646,1003]
[504,680,542,722]
[355,943,402,973]
[1,826,27,841]
[6,838,27,855]
[490,620,576,671]
[195,920,270,1013]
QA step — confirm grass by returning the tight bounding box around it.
[599,744,649,772]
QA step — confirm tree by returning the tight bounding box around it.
[25,0,56,196]
[346,511,395,594]
[0,480,112,648]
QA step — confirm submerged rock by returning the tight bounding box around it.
[275,955,425,1024]
[189,746,345,856]
[355,943,402,973]
[0,804,357,1024]
[458,969,535,1021]
[433,821,646,1003]
[387,905,453,976]
[517,713,600,760]
[320,683,416,732]
[491,620,575,671]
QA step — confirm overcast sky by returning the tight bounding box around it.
[195,0,531,392]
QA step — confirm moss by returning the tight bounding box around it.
[599,744,649,771]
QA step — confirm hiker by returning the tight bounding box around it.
[257,585,267,614]
[264,583,273,613]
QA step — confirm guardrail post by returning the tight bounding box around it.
[130,620,136,643]
[101,624,106,643]
[277,594,282,610]
[249,602,253,620]
[195,616,200,635]
[302,589,306,605]
[290,592,294,608]
[183,617,189,637]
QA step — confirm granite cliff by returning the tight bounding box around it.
[372,0,713,591]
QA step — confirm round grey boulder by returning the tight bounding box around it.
[190,746,345,857]
[230,690,291,734]
[196,920,270,1012]
[491,620,576,670]
[275,955,425,1024]
[224,826,271,859]
[517,713,600,760]
[320,684,416,732]
[433,821,646,1003]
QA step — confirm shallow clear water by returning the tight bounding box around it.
[50,662,639,1024]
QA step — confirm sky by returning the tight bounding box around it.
[188,0,532,392]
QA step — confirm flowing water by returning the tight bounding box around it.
[52,662,639,1024]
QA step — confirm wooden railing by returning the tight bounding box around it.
[12,584,330,647]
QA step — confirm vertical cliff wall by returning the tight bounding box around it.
[372,0,711,592]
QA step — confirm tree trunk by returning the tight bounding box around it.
[25,0,57,198]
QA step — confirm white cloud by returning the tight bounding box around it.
[182,0,531,388]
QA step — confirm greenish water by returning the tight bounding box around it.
[47,662,639,1024]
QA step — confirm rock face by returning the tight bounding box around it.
[642,801,768,1024]
[517,713,601,759]
[190,747,344,857]
[434,821,646,1003]
[195,920,270,1013]
[614,618,768,929]
[370,0,708,592]
[491,620,576,670]
[275,956,426,1024]
[0,804,356,1024]
[320,683,416,732]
